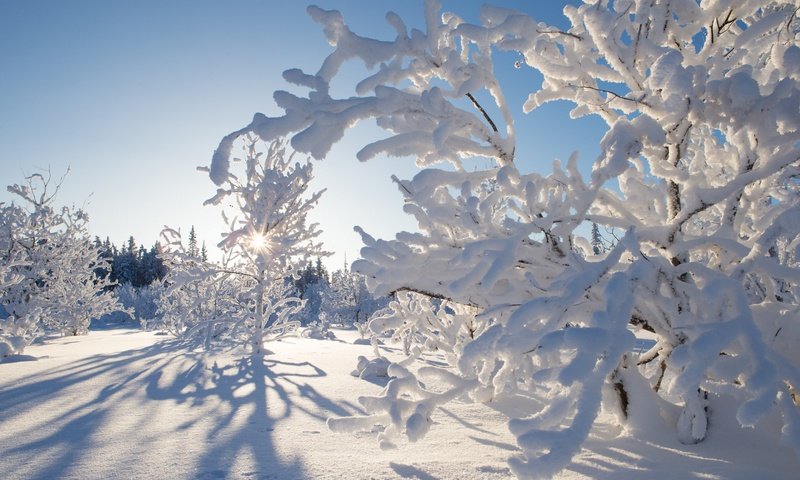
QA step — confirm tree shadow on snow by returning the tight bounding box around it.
[0,354,40,363]
[389,462,441,480]
[144,352,354,479]
[0,337,185,479]
[0,334,354,480]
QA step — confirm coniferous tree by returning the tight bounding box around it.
[590,222,603,255]
[315,257,329,285]
[187,226,199,258]
[93,238,167,289]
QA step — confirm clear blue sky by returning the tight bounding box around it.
[0,0,603,270]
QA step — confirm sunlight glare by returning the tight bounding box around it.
[248,233,269,252]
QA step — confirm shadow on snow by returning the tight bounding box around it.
[0,332,353,479]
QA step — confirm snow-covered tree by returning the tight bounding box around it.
[0,205,36,358]
[212,1,800,477]
[200,242,208,262]
[187,226,200,258]
[0,173,121,356]
[155,239,244,345]
[171,137,328,353]
[590,222,603,255]
[326,263,387,327]
[115,282,163,327]
[293,257,329,324]
[36,230,120,336]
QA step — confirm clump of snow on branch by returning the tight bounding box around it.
[214,1,800,478]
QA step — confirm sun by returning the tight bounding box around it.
[248,233,269,252]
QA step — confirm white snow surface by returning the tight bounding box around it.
[1,328,797,480]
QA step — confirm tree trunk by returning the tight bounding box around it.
[610,355,631,420]
[677,388,709,444]
[252,275,266,354]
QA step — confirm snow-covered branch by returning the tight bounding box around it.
[212,1,800,477]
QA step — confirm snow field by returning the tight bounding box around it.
[1,328,798,479]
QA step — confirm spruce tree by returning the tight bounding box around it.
[590,222,603,255]
[187,226,199,258]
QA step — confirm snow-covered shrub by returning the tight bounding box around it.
[212,1,800,477]
[0,173,120,355]
[368,291,484,366]
[301,312,336,340]
[115,282,163,327]
[326,265,388,326]
[353,319,370,343]
[159,252,305,349]
[0,256,33,358]
[156,248,244,344]
[296,279,327,326]
[166,137,328,353]
[351,355,391,380]
[0,202,36,357]
[37,233,120,336]
[293,258,330,325]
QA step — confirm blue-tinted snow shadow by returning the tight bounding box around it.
[0,338,184,479]
[389,462,441,480]
[560,401,800,480]
[0,336,356,480]
[89,311,139,330]
[0,354,39,363]
[143,351,358,480]
[468,436,521,452]
[439,407,497,436]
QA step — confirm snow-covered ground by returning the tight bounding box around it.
[1,328,797,480]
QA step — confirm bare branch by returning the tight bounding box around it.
[571,84,651,107]
[535,28,582,41]
[391,286,481,309]
[465,92,499,133]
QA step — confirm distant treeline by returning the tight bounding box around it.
[94,227,210,288]
[93,236,168,288]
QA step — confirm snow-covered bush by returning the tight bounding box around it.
[368,291,484,365]
[212,1,800,477]
[166,137,328,353]
[0,173,120,357]
[326,265,388,327]
[351,355,391,381]
[37,232,120,336]
[0,250,33,358]
[301,312,336,340]
[115,282,163,327]
[155,245,241,344]
[0,202,37,357]
[296,279,327,326]
[158,246,305,349]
